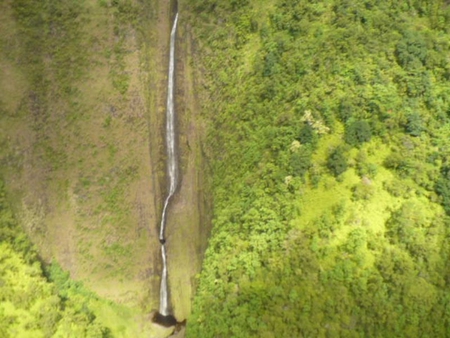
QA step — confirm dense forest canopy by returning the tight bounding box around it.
[185,0,450,337]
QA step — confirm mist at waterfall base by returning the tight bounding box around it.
[152,13,180,329]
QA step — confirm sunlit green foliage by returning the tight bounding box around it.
[0,181,111,337]
[186,0,450,336]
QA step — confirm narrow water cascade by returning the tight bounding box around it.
[159,12,179,317]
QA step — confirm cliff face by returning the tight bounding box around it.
[166,1,212,320]
[0,0,210,324]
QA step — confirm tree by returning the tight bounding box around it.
[327,146,348,177]
[290,146,312,177]
[405,112,423,136]
[345,120,372,146]
[298,124,316,145]
[436,167,450,214]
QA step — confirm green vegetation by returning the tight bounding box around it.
[0,0,166,319]
[345,120,372,146]
[185,0,450,337]
[0,180,148,337]
[327,146,348,177]
[436,167,450,214]
[3,0,450,337]
[0,0,174,336]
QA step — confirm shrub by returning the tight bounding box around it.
[327,146,348,177]
[395,31,428,70]
[345,120,372,146]
[290,146,312,177]
[436,167,450,214]
[405,112,423,136]
[297,124,317,146]
[338,99,355,122]
[352,179,375,201]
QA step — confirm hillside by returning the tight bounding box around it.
[2,0,450,337]
[0,0,208,336]
[0,0,166,307]
[184,0,450,337]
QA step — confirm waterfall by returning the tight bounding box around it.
[159,12,179,317]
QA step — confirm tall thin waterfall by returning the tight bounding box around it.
[159,13,179,316]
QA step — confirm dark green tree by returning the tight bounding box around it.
[436,167,450,214]
[297,124,317,146]
[345,120,372,146]
[406,112,424,136]
[290,146,312,177]
[327,146,348,177]
[395,31,428,70]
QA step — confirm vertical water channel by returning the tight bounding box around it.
[159,12,179,317]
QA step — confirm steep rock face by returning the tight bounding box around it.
[165,0,212,320]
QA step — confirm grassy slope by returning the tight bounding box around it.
[186,0,450,337]
[0,179,172,337]
[0,0,178,335]
[0,0,163,309]
[1,0,212,334]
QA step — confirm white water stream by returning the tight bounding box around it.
[159,13,179,316]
